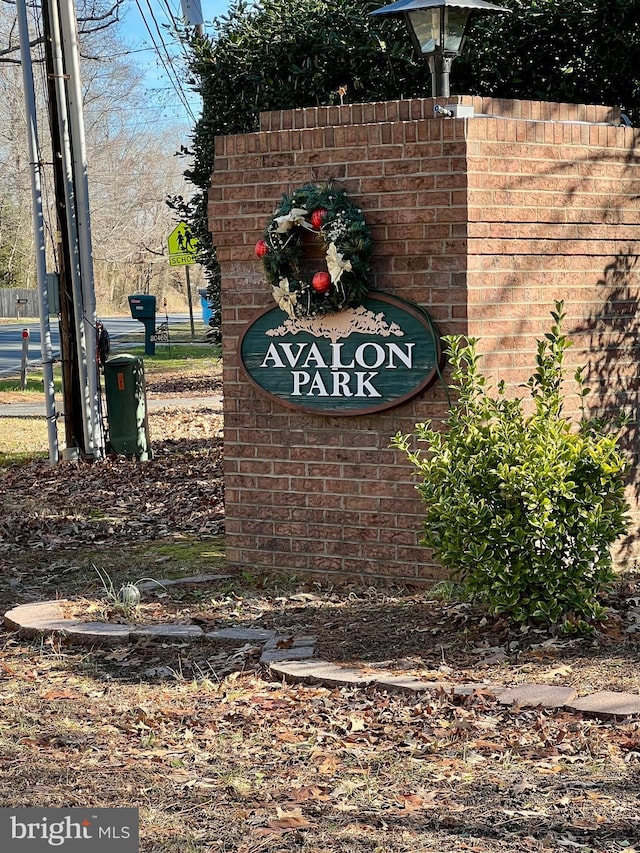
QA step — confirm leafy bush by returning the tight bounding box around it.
[392,303,630,629]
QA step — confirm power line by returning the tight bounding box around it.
[134,0,197,123]
[157,0,197,69]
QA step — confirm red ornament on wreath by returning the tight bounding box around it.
[254,239,269,258]
[311,271,332,295]
[310,208,328,229]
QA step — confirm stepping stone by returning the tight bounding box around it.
[58,621,131,645]
[4,600,66,636]
[130,624,204,641]
[263,634,317,650]
[261,646,315,664]
[452,683,500,697]
[567,691,640,720]
[496,684,577,709]
[270,659,376,687]
[205,627,277,642]
[373,675,449,694]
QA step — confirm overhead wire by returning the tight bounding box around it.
[157,0,199,69]
[134,0,198,123]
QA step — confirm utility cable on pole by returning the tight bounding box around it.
[41,0,104,461]
[59,0,102,457]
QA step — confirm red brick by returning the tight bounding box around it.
[213,96,640,585]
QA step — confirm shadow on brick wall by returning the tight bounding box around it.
[577,247,640,555]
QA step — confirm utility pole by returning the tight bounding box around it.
[180,0,204,35]
[16,0,59,464]
[41,0,103,460]
[41,0,84,455]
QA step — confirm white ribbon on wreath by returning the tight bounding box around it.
[326,242,352,284]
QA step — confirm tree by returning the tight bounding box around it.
[183,0,640,312]
[180,0,430,308]
[0,0,192,309]
[455,0,640,124]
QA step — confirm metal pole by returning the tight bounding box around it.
[59,0,102,457]
[438,54,453,98]
[185,265,195,338]
[46,0,94,459]
[16,0,59,464]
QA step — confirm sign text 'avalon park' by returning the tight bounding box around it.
[239,292,443,416]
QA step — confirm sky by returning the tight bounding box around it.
[119,0,230,126]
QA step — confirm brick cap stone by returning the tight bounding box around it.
[496,684,578,709]
[567,691,640,719]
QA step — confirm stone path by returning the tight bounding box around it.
[5,595,640,722]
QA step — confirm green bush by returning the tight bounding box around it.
[392,303,630,629]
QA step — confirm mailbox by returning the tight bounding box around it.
[128,294,157,320]
[127,294,157,356]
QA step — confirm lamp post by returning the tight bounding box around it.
[370,0,509,99]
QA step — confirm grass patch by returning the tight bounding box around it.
[120,343,221,373]
[0,374,63,394]
[0,417,51,464]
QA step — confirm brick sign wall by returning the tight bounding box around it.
[209,96,640,584]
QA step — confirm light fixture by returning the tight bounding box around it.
[370,0,509,99]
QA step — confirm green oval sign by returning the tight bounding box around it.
[239,292,443,416]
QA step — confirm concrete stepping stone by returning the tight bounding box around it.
[496,684,578,709]
[260,646,316,664]
[373,675,449,694]
[270,659,376,687]
[263,634,317,650]
[205,627,277,642]
[567,691,640,720]
[129,624,204,641]
[57,621,132,645]
[5,600,68,636]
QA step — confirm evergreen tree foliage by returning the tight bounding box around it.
[179,0,430,303]
[181,0,640,305]
[455,0,640,125]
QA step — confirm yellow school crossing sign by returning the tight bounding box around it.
[168,222,199,266]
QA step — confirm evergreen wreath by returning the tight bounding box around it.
[256,183,373,318]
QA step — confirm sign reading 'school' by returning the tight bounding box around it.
[239,292,442,416]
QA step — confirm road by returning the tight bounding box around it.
[0,313,192,377]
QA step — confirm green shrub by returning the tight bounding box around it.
[392,303,630,628]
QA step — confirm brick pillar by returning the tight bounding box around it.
[210,96,640,582]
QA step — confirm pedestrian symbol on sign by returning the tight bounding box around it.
[168,222,199,266]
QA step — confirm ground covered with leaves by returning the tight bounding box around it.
[1,368,640,852]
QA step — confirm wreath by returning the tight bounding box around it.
[256,183,373,318]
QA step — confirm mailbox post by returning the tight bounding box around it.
[127,294,157,355]
[16,297,28,321]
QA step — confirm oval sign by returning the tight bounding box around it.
[239,291,443,416]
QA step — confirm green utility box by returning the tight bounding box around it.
[103,355,152,460]
[128,294,157,355]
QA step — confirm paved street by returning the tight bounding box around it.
[0,313,191,377]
